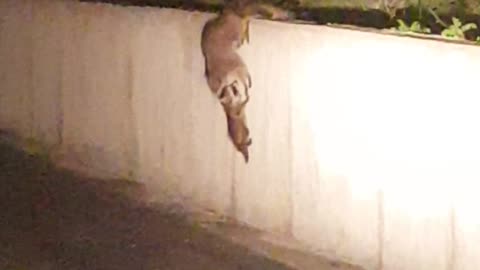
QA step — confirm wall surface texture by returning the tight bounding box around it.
[2,0,480,269]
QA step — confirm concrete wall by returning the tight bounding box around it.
[2,0,480,269]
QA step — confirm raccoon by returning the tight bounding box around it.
[200,0,291,163]
[201,9,251,102]
[201,0,291,57]
[201,8,245,66]
[220,83,252,163]
[206,52,252,106]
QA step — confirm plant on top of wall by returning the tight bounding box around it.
[440,17,477,40]
[392,19,431,34]
[426,7,478,40]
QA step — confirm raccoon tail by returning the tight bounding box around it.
[240,147,249,163]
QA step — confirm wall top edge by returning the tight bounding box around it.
[51,0,480,48]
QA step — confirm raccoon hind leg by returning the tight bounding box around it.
[240,18,250,45]
[204,58,209,77]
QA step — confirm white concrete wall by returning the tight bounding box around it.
[2,0,480,269]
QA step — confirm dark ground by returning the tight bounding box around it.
[0,141,294,270]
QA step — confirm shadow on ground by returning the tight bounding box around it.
[0,142,294,270]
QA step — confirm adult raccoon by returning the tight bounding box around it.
[200,0,290,163]
[200,0,291,101]
[201,8,251,102]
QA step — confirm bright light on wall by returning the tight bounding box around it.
[293,34,480,220]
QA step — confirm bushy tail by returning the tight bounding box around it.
[240,144,250,163]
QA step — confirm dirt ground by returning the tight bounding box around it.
[0,141,296,270]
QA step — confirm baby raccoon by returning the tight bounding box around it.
[220,83,252,163]
[206,52,252,106]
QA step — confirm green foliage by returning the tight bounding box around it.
[392,19,431,34]
[425,7,480,42]
[440,17,477,40]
